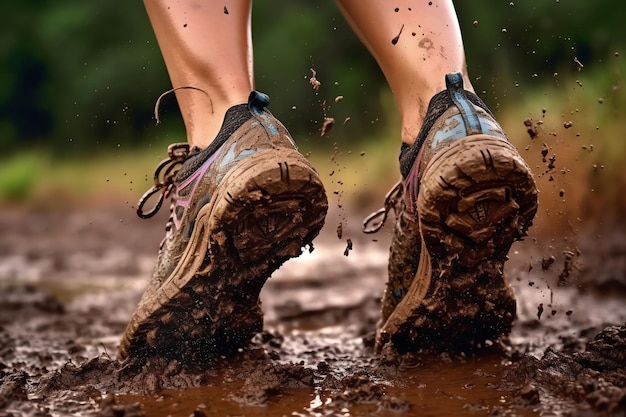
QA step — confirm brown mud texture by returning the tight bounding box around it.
[1,207,625,417]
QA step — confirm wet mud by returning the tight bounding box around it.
[1,206,625,416]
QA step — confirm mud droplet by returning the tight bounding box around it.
[320,117,335,137]
[343,238,353,257]
[540,143,549,161]
[223,6,229,14]
[558,250,577,285]
[547,155,556,170]
[537,303,544,320]
[559,189,565,197]
[541,256,556,270]
[391,24,405,45]
[524,118,539,139]
[563,121,573,129]
[337,222,343,240]
[574,57,584,71]
[309,68,321,91]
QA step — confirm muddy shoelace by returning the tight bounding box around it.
[136,84,210,219]
[362,181,404,234]
[137,143,190,219]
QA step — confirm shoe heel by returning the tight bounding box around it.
[380,135,537,352]
[418,135,537,264]
[212,148,328,265]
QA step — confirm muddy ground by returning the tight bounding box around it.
[0,204,625,417]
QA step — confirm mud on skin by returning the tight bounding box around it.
[1,208,626,416]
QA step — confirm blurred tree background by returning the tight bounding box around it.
[1,0,623,154]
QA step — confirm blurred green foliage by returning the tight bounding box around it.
[0,152,43,201]
[0,0,623,155]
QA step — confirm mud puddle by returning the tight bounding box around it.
[1,207,626,416]
[118,349,538,417]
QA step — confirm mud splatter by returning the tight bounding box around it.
[391,24,404,45]
[541,255,556,270]
[418,36,435,51]
[540,142,549,161]
[320,117,335,137]
[343,238,353,257]
[574,56,584,71]
[309,68,321,91]
[523,118,540,139]
[558,249,579,285]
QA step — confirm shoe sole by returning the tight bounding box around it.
[118,148,327,362]
[378,135,538,352]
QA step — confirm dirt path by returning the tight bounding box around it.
[0,206,625,416]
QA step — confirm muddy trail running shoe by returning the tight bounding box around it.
[118,91,327,363]
[364,73,538,354]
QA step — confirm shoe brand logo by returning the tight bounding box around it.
[467,201,489,223]
[237,212,291,239]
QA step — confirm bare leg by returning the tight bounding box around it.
[335,0,472,145]
[144,0,253,148]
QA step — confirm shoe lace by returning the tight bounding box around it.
[362,181,403,234]
[137,143,190,219]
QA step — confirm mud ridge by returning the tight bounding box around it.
[503,324,626,416]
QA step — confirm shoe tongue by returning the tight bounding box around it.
[174,103,251,182]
